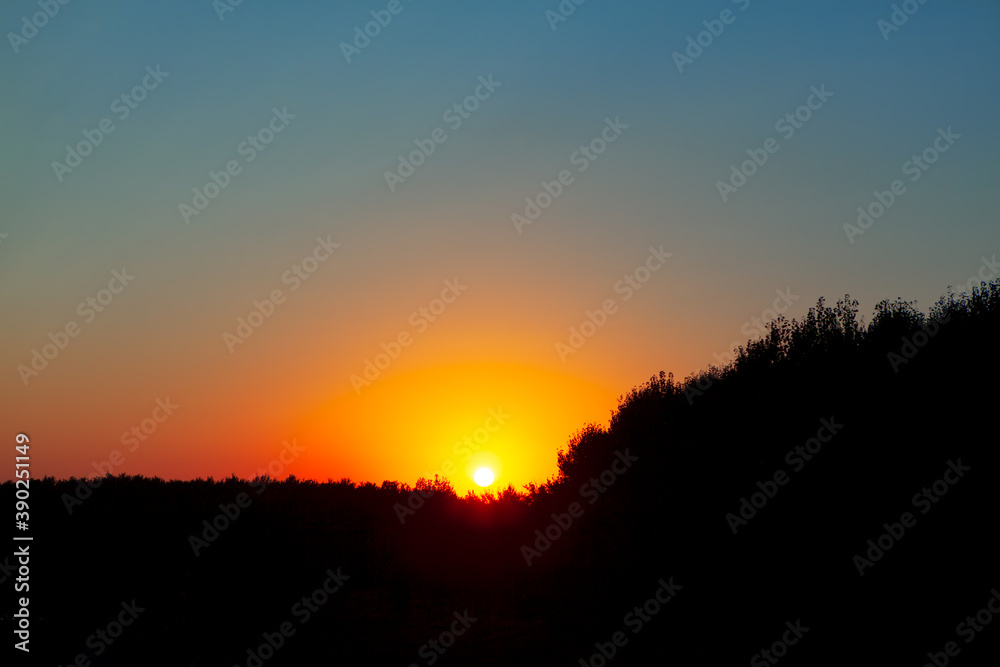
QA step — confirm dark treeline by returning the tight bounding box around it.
[4,280,999,665]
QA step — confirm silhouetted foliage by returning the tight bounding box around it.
[5,279,998,665]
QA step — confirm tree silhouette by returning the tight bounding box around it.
[8,278,998,666]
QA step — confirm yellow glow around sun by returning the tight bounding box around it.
[299,361,620,495]
[473,467,495,487]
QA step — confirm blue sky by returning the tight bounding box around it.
[2,0,998,484]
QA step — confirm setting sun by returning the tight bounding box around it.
[297,362,618,495]
[473,467,495,487]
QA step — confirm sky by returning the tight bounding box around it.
[3,0,999,494]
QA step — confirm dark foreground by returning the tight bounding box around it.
[5,283,1000,665]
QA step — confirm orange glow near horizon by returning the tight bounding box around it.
[296,362,620,495]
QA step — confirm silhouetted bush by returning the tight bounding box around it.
[5,279,998,666]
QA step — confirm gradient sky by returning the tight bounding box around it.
[3,0,999,493]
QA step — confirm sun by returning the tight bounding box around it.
[467,451,502,493]
[473,467,495,487]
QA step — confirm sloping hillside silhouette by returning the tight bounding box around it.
[5,280,999,665]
